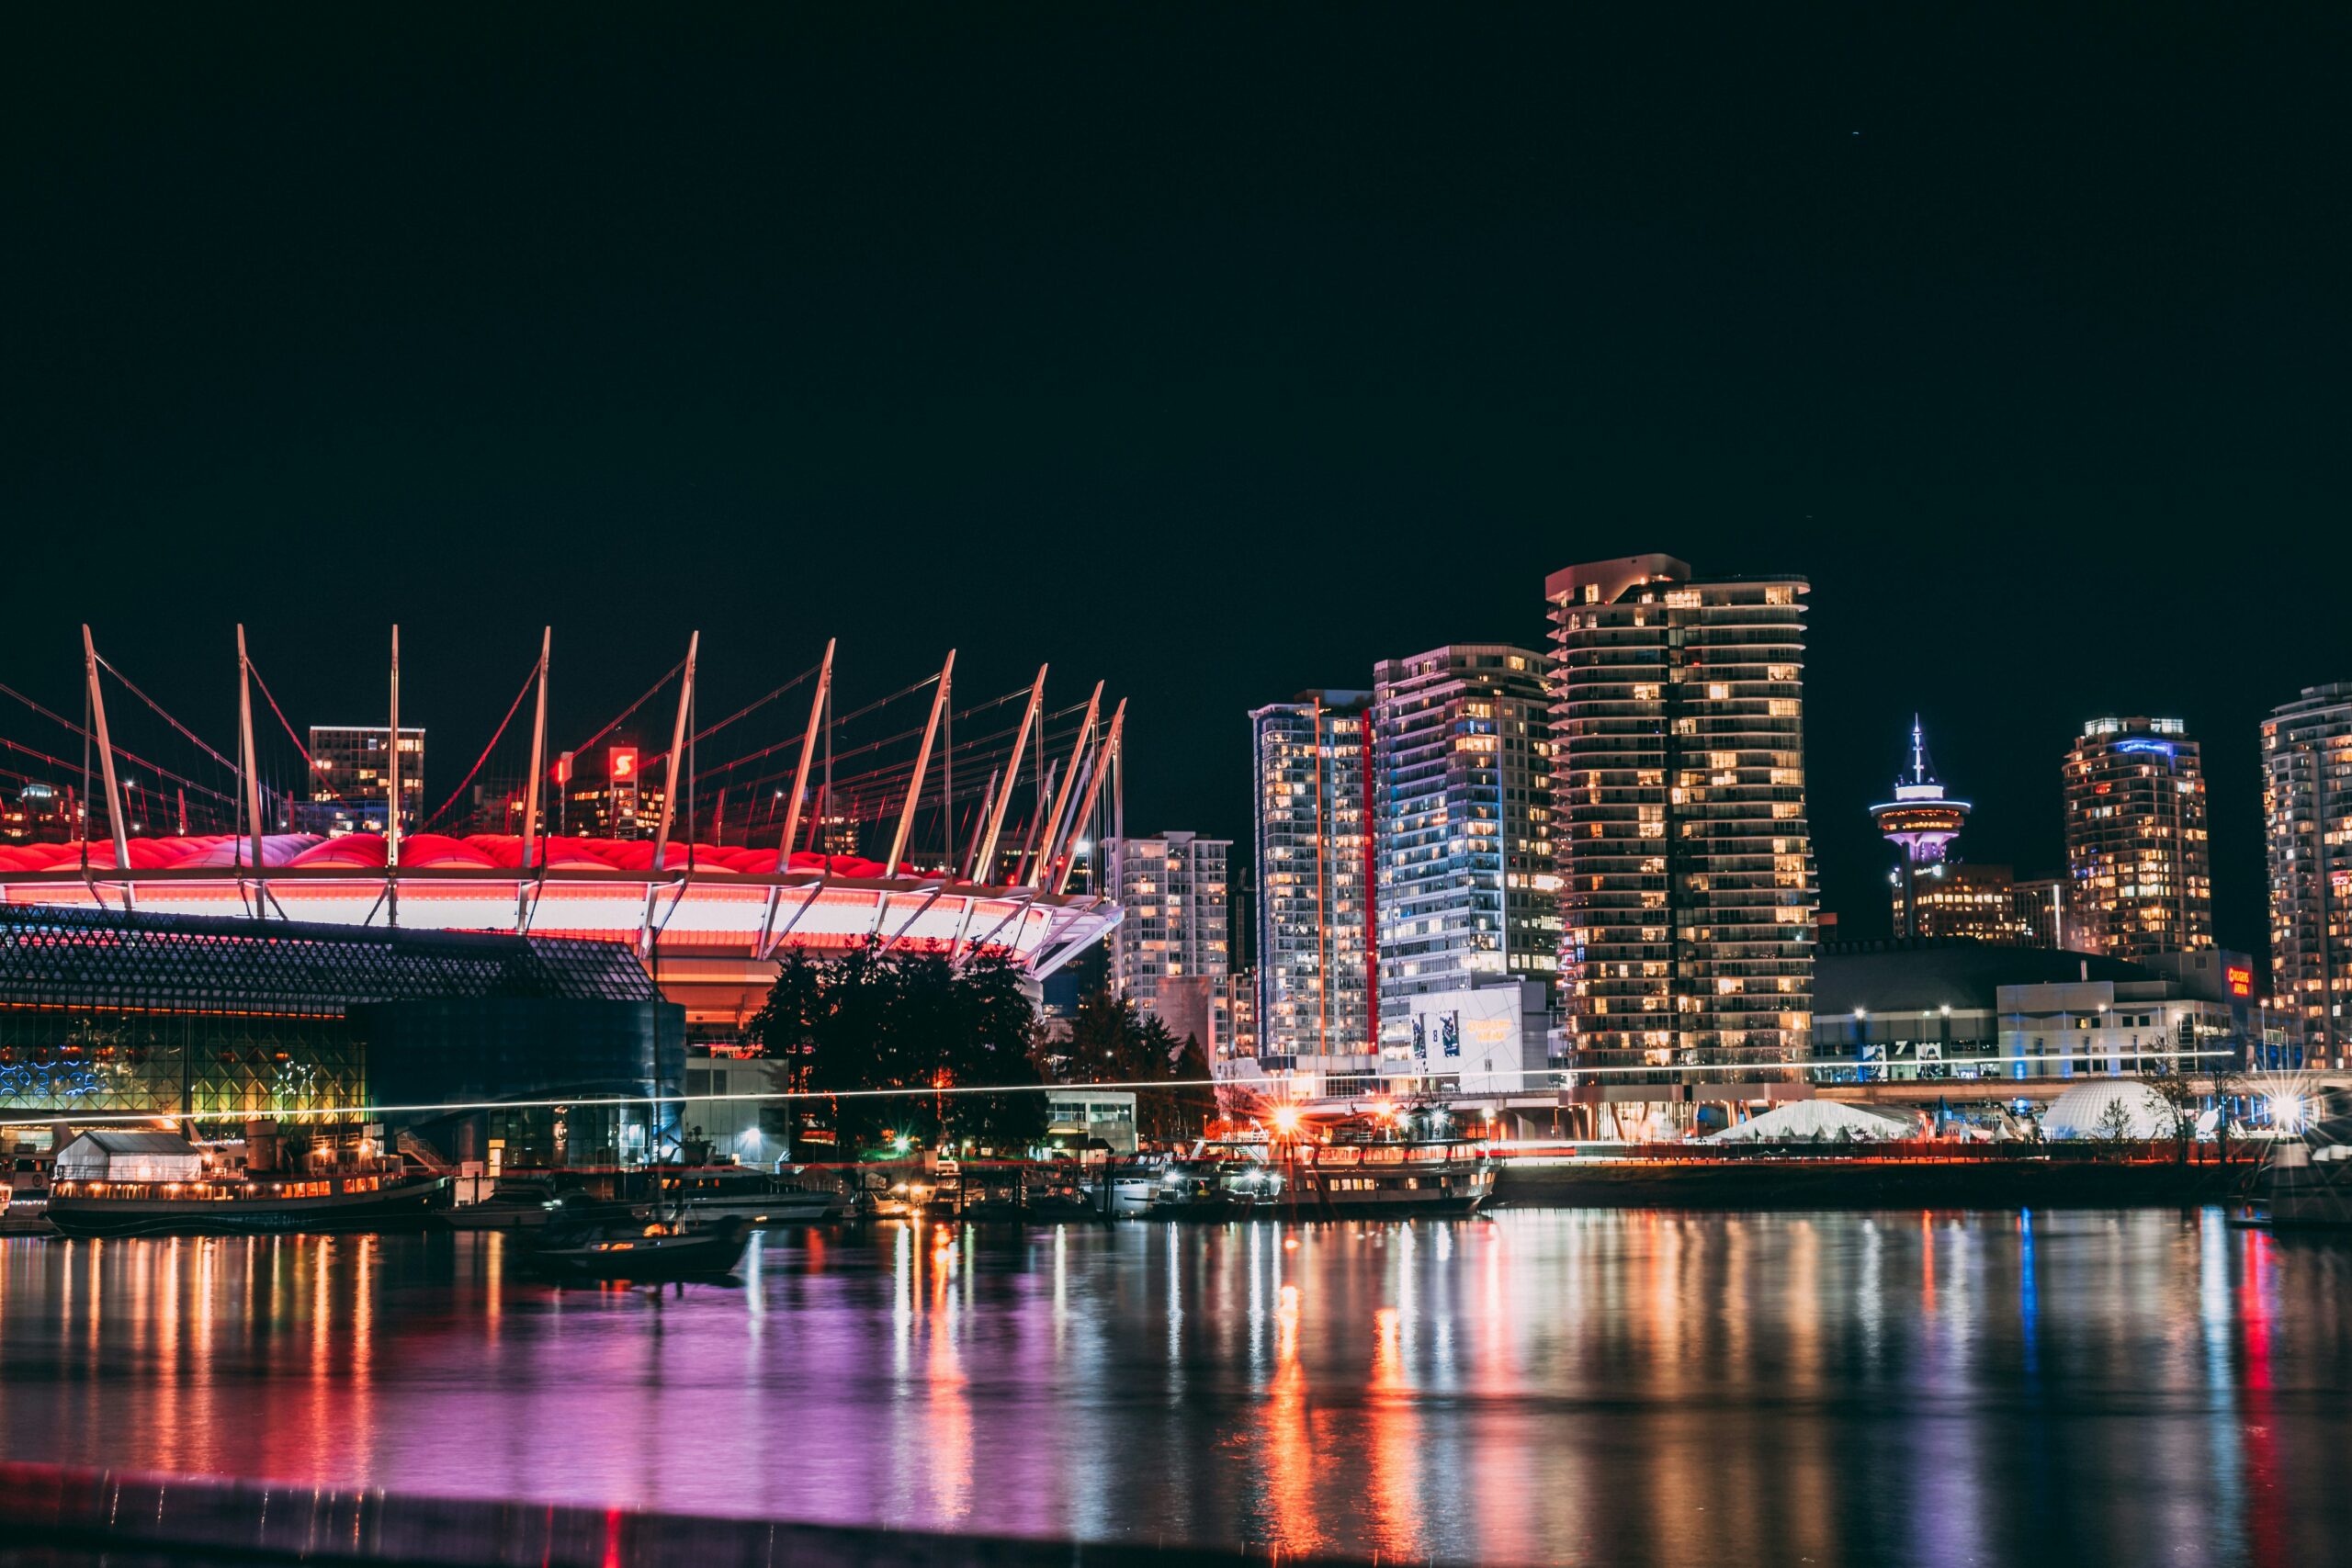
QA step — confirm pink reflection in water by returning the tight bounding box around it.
[0,1212,2346,1566]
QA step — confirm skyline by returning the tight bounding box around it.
[0,593,2306,961]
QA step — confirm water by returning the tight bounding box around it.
[3,1210,2347,1567]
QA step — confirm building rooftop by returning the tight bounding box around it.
[0,905,659,1015]
[1816,940,2159,1016]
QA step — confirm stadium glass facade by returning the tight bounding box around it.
[0,907,676,1161]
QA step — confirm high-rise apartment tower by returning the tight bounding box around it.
[1105,831,1232,1047]
[1372,645,1557,1010]
[1546,555,1816,1081]
[2262,684,2352,1069]
[2062,716,2211,962]
[1250,694,1375,1079]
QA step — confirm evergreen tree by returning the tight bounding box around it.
[746,939,1048,1156]
[1055,983,1216,1145]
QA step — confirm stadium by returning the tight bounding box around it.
[0,626,1127,1062]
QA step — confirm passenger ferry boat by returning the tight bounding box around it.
[1285,1133,1496,1214]
[45,1126,450,1238]
[1149,1107,1498,1218]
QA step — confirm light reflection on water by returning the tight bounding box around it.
[3,1210,2349,1567]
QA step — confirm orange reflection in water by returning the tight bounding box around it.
[1364,1303,1421,1556]
[922,1225,973,1522]
[1260,1279,1323,1559]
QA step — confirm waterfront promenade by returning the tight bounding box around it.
[2,1211,2345,1566]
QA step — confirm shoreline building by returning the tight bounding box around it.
[2062,716,2212,962]
[1870,718,1969,939]
[1546,555,1817,1125]
[2262,683,2352,1069]
[0,905,677,1168]
[1105,831,1232,1052]
[1250,693,1375,1088]
[1371,645,1557,1096]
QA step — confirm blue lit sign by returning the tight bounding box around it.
[2114,739,2176,757]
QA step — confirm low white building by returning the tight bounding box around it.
[1044,1089,1137,1154]
[1997,978,2233,1079]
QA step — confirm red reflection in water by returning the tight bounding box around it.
[2238,1232,2283,1568]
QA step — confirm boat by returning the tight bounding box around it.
[1148,1142,1286,1218]
[1285,1134,1497,1215]
[654,1165,847,1226]
[523,1211,752,1280]
[1148,1108,1498,1219]
[443,1177,565,1232]
[2254,1090,2352,1228]
[45,1126,450,1238]
[518,1161,755,1280]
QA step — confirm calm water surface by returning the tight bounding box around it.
[3,1210,2347,1566]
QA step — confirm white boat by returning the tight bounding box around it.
[657,1166,847,1226]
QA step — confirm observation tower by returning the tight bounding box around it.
[1870,716,1969,939]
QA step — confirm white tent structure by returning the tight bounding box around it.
[52,1131,203,1183]
[2041,1079,2176,1141]
[1706,1100,1917,1143]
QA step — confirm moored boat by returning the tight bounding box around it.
[1286,1137,1496,1215]
[45,1126,450,1238]
[443,1177,565,1231]
[523,1202,751,1280]
[655,1165,847,1226]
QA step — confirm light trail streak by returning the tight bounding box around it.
[0,1049,2244,1131]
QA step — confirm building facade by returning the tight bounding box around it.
[2,781,75,844]
[0,905,678,1167]
[303,725,425,836]
[1807,939,2244,1085]
[559,740,664,840]
[2011,876,2069,950]
[2062,716,2212,962]
[2262,682,2352,1069]
[1250,693,1375,1081]
[1372,645,1557,1013]
[1896,863,2043,945]
[1546,555,1816,1089]
[1105,831,1231,1043]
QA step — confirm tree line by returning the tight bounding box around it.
[746,940,1215,1156]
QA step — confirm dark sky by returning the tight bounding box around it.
[5,8,2346,956]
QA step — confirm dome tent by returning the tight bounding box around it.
[1706,1100,1917,1143]
[2041,1079,2176,1140]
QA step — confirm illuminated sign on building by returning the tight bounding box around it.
[608,748,638,781]
[2226,964,2253,998]
[2115,739,2177,757]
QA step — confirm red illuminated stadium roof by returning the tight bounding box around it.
[0,833,913,880]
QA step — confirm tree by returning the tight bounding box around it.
[745,939,1048,1156]
[2093,1097,2136,1145]
[2211,1066,2246,1166]
[2144,1066,2199,1164]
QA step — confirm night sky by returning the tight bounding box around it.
[6,9,2346,957]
